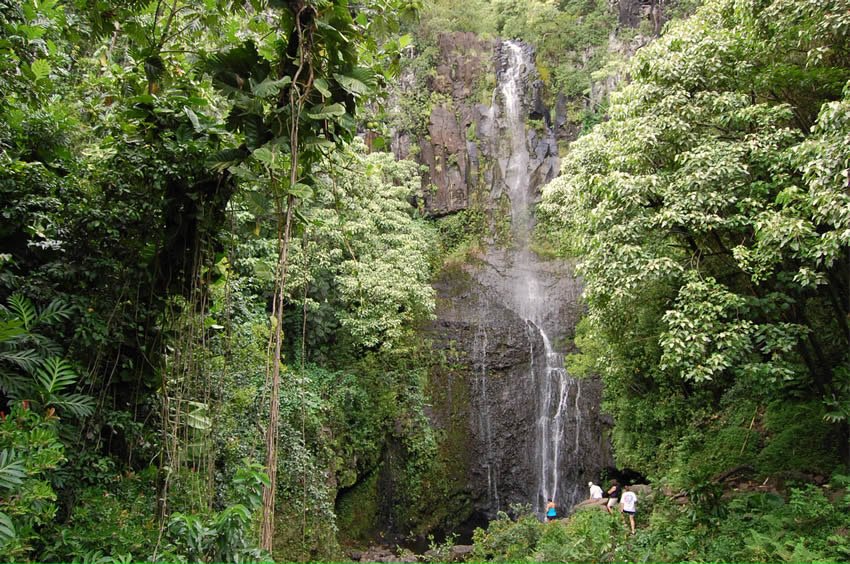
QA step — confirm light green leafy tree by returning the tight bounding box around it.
[305,145,436,349]
[541,0,850,473]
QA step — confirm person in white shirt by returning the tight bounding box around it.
[588,481,603,502]
[620,486,637,534]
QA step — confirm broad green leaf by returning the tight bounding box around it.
[251,76,292,98]
[30,59,51,81]
[313,78,331,98]
[184,107,201,131]
[303,136,335,149]
[306,103,346,120]
[186,401,211,431]
[333,73,370,96]
[252,147,275,167]
[288,183,314,200]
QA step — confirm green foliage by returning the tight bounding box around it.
[161,463,269,563]
[494,0,614,99]
[418,0,498,37]
[2,0,440,560]
[471,506,543,562]
[0,404,64,560]
[435,209,486,266]
[536,509,629,562]
[335,468,382,543]
[423,532,458,562]
[471,485,850,563]
[471,504,634,563]
[41,468,159,562]
[757,401,842,475]
[542,0,850,481]
[0,294,93,418]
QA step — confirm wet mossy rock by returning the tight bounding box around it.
[336,467,382,543]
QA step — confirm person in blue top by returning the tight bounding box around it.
[545,498,557,522]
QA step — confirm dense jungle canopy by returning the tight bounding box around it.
[1,0,849,562]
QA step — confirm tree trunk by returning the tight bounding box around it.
[260,194,295,552]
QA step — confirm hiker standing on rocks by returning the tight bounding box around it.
[545,498,557,522]
[588,481,604,503]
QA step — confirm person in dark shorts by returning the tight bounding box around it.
[545,498,557,522]
[621,485,637,534]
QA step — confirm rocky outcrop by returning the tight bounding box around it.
[587,31,655,110]
[395,32,494,216]
[612,0,667,34]
[394,33,560,218]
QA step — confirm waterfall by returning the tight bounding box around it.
[496,40,584,518]
[499,42,533,243]
[532,323,574,515]
[473,320,500,513]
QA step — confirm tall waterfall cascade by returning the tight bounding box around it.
[496,40,586,516]
[416,32,609,526]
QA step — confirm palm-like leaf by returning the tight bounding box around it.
[208,147,250,172]
[27,332,63,357]
[0,511,15,545]
[34,357,78,395]
[0,369,29,399]
[50,393,95,418]
[7,295,36,330]
[333,67,375,97]
[205,42,270,94]
[36,299,72,326]
[0,348,41,372]
[0,449,26,491]
[0,319,25,344]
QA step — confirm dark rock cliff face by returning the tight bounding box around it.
[395,37,560,219]
[428,255,612,519]
[393,32,495,216]
[614,0,668,34]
